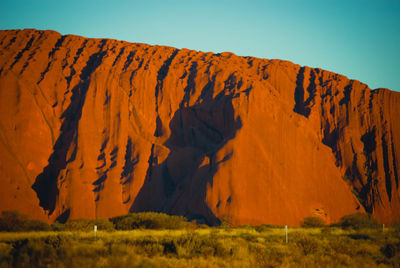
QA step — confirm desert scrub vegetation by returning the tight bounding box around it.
[301,216,326,228]
[336,212,379,229]
[110,212,187,230]
[0,211,399,267]
[0,210,51,232]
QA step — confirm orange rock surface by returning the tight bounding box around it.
[0,29,399,225]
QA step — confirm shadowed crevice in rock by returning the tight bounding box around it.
[55,209,70,223]
[294,67,306,115]
[321,121,341,166]
[381,132,392,201]
[293,67,316,118]
[123,51,136,71]
[32,42,107,215]
[293,67,317,118]
[196,73,216,104]
[340,84,352,106]
[10,35,36,70]
[113,46,125,67]
[3,36,16,50]
[303,69,317,115]
[155,49,179,112]
[19,32,46,75]
[120,137,139,186]
[66,39,88,88]
[153,49,180,137]
[180,61,198,108]
[154,115,164,137]
[129,58,144,89]
[360,127,379,213]
[37,35,66,84]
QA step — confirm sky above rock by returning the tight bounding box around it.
[1,0,399,91]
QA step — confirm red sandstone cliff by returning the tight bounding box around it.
[0,29,398,225]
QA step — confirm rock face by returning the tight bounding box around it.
[0,29,399,226]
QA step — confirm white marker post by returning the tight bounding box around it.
[285,225,288,244]
[94,225,97,240]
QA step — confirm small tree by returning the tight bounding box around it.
[337,213,378,229]
[23,219,51,231]
[301,216,326,228]
[0,210,28,231]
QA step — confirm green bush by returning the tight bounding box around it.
[110,212,187,230]
[65,218,114,231]
[0,210,51,232]
[337,213,378,230]
[51,222,66,231]
[0,242,13,266]
[301,216,326,228]
[393,222,400,234]
[10,235,72,267]
[0,210,28,232]
[175,234,230,257]
[381,243,397,259]
[294,234,320,255]
[255,224,281,233]
[23,220,51,231]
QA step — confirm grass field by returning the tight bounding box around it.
[1,225,399,268]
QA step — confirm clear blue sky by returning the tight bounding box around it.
[1,0,399,91]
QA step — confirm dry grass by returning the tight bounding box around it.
[0,226,399,267]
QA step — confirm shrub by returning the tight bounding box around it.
[0,210,51,232]
[393,222,400,234]
[255,224,281,233]
[110,212,187,230]
[301,216,326,228]
[294,234,320,255]
[174,234,230,257]
[347,233,371,240]
[0,210,27,232]
[337,213,378,230]
[23,220,51,231]
[51,222,66,231]
[381,243,397,259]
[0,242,13,265]
[65,218,114,231]
[10,236,72,267]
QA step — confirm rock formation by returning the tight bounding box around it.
[0,29,399,225]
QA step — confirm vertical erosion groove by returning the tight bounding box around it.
[360,127,378,213]
[381,133,392,201]
[303,69,317,117]
[155,49,179,112]
[32,41,107,215]
[180,61,198,108]
[154,49,179,137]
[391,134,399,189]
[293,67,316,118]
[9,36,35,70]
[293,67,306,115]
[37,35,66,84]
[65,39,88,88]
[19,32,45,75]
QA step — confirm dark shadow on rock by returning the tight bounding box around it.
[130,91,242,226]
[55,209,70,223]
[294,67,306,115]
[381,132,392,201]
[359,127,379,213]
[293,67,316,118]
[32,41,107,215]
